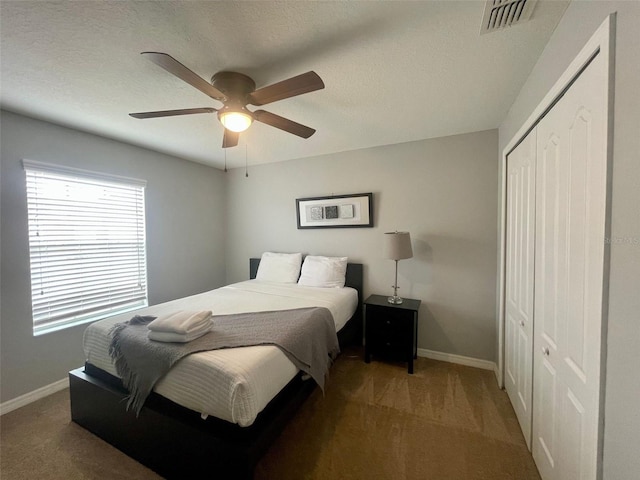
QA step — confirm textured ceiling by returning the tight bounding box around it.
[0,1,569,170]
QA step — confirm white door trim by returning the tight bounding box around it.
[497,13,615,476]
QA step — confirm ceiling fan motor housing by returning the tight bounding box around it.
[211,71,256,103]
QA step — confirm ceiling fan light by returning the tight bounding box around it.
[219,110,253,133]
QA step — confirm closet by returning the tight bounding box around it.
[503,18,611,480]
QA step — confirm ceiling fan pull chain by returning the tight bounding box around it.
[245,144,249,178]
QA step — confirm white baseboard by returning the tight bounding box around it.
[0,377,69,416]
[417,348,497,371]
[0,351,496,414]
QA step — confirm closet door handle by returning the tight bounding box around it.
[541,346,550,356]
[519,320,525,327]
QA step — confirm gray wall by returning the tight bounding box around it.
[225,130,499,362]
[498,2,640,478]
[0,111,227,402]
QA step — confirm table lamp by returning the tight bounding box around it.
[384,231,413,304]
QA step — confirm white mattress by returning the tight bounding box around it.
[83,280,358,427]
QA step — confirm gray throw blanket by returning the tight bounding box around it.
[108,307,339,415]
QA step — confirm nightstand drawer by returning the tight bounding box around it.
[367,337,408,359]
[366,313,412,337]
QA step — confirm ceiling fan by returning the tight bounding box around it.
[129,52,325,148]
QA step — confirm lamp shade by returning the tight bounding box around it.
[384,231,413,260]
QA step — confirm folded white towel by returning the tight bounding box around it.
[147,310,212,334]
[148,319,212,343]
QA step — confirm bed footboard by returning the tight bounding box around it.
[69,365,315,479]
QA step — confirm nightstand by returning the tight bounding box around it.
[364,294,421,374]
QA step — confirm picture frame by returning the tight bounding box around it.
[296,193,373,229]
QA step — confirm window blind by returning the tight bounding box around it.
[23,160,148,335]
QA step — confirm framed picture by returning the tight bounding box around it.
[296,193,373,229]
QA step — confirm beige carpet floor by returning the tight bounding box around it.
[1,349,540,479]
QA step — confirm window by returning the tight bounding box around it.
[23,160,148,335]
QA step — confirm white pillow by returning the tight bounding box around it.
[255,252,302,283]
[298,255,348,288]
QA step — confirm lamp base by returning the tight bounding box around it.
[388,295,403,305]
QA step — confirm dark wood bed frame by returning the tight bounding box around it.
[69,259,363,479]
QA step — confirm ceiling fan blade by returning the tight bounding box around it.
[129,107,217,119]
[141,52,226,101]
[222,129,239,148]
[253,110,316,138]
[248,71,324,106]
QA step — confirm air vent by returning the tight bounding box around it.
[480,0,538,34]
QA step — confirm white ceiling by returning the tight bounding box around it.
[0,1,569,170]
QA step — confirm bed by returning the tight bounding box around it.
[69,257,363,479]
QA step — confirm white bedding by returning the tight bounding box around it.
[83,280,358,427]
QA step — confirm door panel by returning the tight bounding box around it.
[563,389,586,480]
[566,108,592,380]
[516,327,530,410]
[506,312,518,386]
[538,132,564,355]
[505,129,536,448]
[537,356,558,474]
[532,51,607,480]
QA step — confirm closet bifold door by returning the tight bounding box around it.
[504,129,536,449]
[532,48,608,480]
